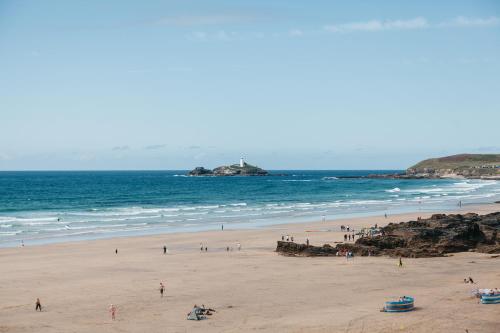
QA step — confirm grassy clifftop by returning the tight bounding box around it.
[410,154,500,170]
[407,154,500,178]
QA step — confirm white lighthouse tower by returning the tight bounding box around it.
[239,157,245,167]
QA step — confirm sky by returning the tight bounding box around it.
[0,0,499,170]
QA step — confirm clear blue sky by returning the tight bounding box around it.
[1,0,499,170]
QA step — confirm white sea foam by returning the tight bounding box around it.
[386,187,401,193]
[282,179,313,182]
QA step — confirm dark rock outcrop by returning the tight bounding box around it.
[188,167,213,176]
[276,212,500,258]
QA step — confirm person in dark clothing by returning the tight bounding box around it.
[35,298,42,311]
[159,283,165,297]
[163,246,167,254]
[115,248,118,254]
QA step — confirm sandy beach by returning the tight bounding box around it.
[1,204,499,333]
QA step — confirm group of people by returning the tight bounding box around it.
[340,225,350,232]
[343,233,356,242]
[187,304,216,321]
[335,250,354,259]
[281,235,294,242]
[464,276,475,284]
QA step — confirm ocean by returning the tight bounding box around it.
[0,170,499,247]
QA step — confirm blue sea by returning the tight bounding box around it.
[0,171,499,247]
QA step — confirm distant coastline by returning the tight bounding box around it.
[337,154,500,180]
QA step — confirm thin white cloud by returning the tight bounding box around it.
[191,30,238,41]
[0,153,12,161]
[112,145,130,151]
[144,144,167,150]
[289,29,304,37]
[155,14,254,26]
[440,16,500,28]
[324,17,428,33]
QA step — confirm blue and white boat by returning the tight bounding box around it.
[383,296,415,312]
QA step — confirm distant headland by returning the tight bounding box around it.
[188,158,269,176]
[344,154,500,180]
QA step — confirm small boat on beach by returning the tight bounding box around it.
[481,294,500,304]
[382,296,415,312]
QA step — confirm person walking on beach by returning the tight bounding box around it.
[399,257,403,268]
[109,304,116,320]
[384,213,387,219]
[237,242,241,251]
[159,282,165,297]
[35,298,42,312]
[306,238,309,246]
[115,248,118,254]
[221,224,224,231]
[163,245,167,254]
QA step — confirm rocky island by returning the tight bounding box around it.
[188,158,269,176]
[276,212,500,258]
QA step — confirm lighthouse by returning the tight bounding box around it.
[240,157,245,167]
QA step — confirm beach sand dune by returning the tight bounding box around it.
[0,204,499,332]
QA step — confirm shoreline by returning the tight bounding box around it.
[2,202,498,250]
[1,203,499,332]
